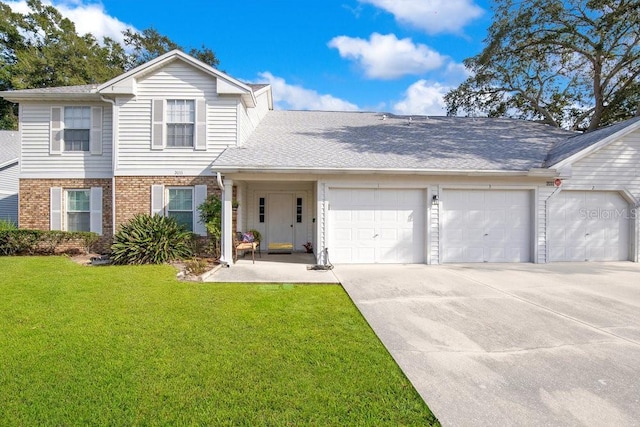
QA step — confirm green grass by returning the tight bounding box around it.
[0,257,439,426]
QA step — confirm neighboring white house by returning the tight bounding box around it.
[0,130,19,225]
[1,49,639,263]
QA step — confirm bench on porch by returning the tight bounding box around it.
[234,232,261,264]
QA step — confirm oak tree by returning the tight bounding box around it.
[445,0,640,131]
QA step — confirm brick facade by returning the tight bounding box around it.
[19,178,113,251]
[114,176,221,231]
[18,176,227,254]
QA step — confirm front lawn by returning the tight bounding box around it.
[0,257,439,426]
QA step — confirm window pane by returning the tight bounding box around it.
[166,100,194,147]
[64,106,90,129]
[67,189,90,232]
[67,212,90,232]
[68,190,90,211]
[64,129,90,151]
[168,211,193,231]
[168,189,193,210]
[167,124,194,147]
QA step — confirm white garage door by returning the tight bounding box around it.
[443,190,532,262]
[548,191,629,261]
[329,188,425,263]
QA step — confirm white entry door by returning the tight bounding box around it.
[548,191,630,261]
[267,193,294,248]
[329,188,425,263]
[442,189,532,263]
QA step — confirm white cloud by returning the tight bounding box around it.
[257,72,359,111]
[328,33,446,80]
[392,80,450,116]
[5,1,135,44]
[360,0,484,34]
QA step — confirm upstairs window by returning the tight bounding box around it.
[66,189,90,232]
[166,100,195,147]
[64,107,91,151]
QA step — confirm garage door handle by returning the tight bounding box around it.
[484,233,489,236]
[373,234,379,238]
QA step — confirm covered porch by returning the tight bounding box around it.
[205,252,338,283]
[217,174,320,266]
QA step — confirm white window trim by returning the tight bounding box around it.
[165,186,195,232]
[149,184,207,236]
[166,99,195,148]
[150,99,206,151]
[50,106,103,156]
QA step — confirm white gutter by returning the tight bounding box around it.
[212,166,559,177]
[0,92,101,102]
[0,159,18,169]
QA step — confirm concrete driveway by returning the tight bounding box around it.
[334,262,640,427]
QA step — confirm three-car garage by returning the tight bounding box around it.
[325,186,634,264]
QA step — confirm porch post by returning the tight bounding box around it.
[220,178,234,265]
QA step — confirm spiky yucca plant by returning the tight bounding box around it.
[111,214,193,265]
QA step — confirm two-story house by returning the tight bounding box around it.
[2,50,640,265]
[1,50,271,254]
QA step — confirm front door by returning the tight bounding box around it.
[267,193,294,248]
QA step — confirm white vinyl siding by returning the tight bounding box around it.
[237,90,270,146]
[0,162,18,224]
[430,186,440,264]
[545,129,640,262]
[567,130,640,196]
[116,61,236,175]
[21,102,112,178]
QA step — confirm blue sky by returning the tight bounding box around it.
[7,0,493,115]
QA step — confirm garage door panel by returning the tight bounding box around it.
[329,188,424,264]
[549,191,629,262]
[443,190,532,263]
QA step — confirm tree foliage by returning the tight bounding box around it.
[445,0,640,131]
[0,0,219,129]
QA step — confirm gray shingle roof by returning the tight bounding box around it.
[1,84,97,95]
[0,130,20,165]
[213,111,576,172]
[544,116,640,167]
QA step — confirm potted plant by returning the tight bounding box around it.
[303,241,313,253]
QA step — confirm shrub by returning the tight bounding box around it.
[198,194,222,258]
[0,219,17,231]
[184,257,210,276]
[0,230,98,256]
[111,214,193,265]
[0,230,41,255]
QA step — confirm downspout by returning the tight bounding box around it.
[100,96,117,239]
